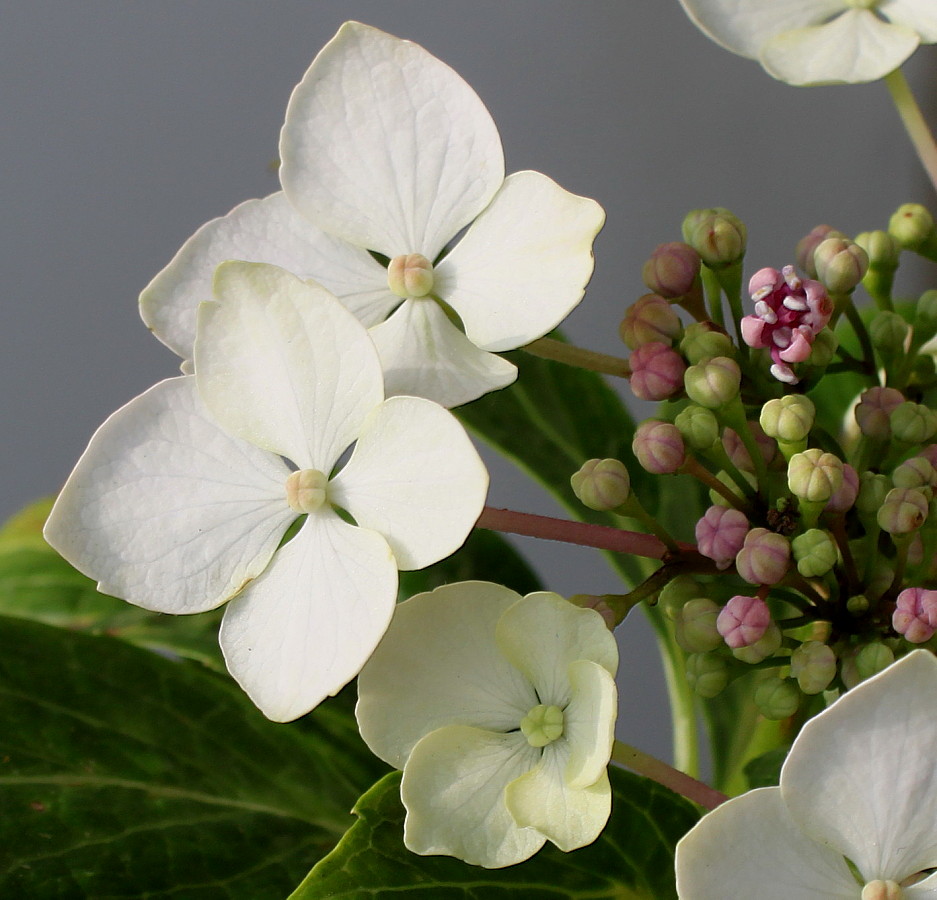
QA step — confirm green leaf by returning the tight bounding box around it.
[289,766,699,899]
[0,615,388,898]
[743,747,788,790]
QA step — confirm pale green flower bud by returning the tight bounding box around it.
[787,448,844,504]
[684,356,741,409]
[847,594,870,615]
[685,653,729,698]
[869,311,910,357]
[733,621,781,664]
[682,207,747,268]
[760,395,815,444]
[792,529,838,578]
[855,230,901,271]
[753,677,800,720]
[878,487,929,534]
[674,597,722,653]
[916,290,937,334]
[387,253,434,298]
[856,472,890,518]
[814,238,868,294]
[805,328,838,368]
[658,575,705,619]
[790,641,836,695]
[571,458,631,511]
[893,457,937,498]
[889,203,935,251]
[891,402,937,444]
[679,321,735,365]
[674,405,720,451]
[855,642,895,682]
[520,704,564,748]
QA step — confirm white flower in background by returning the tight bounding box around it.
[140,21,605,408]
[677,0,937,85]
[356,582,618,868]
[676,651,937,898]
[45,262,488,722]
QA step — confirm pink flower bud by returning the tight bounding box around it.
[628,342,686,401]
[854,387,904,439]
[717,595,771,649]
[632,420,686,474]
[735,527,791,585]
[620,294,683,349]
[722,420,779,472]
[893,587,937,643]
[742,265,833,384]
[695,506,749,569]
[642,243,701,299]
[825,463,859,513]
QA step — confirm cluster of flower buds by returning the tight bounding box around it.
[597,203,937,719]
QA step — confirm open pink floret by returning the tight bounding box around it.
[741,266,832,384]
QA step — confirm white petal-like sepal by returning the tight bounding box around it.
[437,171,605,352]
[139,193,395,364]
[44,377,294,614]
[329,395,488,570]
[196,261,383,469]
[219,511,397,722]
[280,21,504,261]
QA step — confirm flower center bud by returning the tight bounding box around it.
[285,469,329,513]
[387,253,434,299]
[861,881,902,900]
[520,704,564,748]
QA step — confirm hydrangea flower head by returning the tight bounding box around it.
[140,22,605,408]
[677,0,937,85]
[45,262,488,721]
[676,650,937,897]
[741,265,833,384]
[356,581,618,868]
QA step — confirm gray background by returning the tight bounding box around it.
[2,2,935,762]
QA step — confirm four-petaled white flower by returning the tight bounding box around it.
[677,0,937,85]
[45,261,488,722]
[676,650,937,898]
[356,581,618,868]
[140,21,606,409]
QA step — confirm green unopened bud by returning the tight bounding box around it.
[890,401,937,444]
[801,327,838,369]
[658,575,705,619]
[684,356,741,409]
[790,641,837,694]
[856,472,890,518]
[893,456,937,497]
[911,353,937,384]
[878,487,929,534]
[788,448,844,504]
[753,677,800,719]
[682,207,747,268]
[675,598,723,653]
[679,321,735,364]
[814,238,869,294]
[847,594,871,615]
[796,225,846,278]
[889,203,935,250]
[869,311,910,357]
[387,253,434,298]
[792,529,838,577]
[520,704,564,747]
[733,621,782,664]
[916,290,937,338]
[571,458,631,511]
[674,405,720,451]
[685,653,729,698]
[855,642,895,682]
[855,230,901,271]
[760,395,815,445]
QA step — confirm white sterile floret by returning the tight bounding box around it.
[356,581,618,868]
[45,261,488,723]
[676,651,937,898]
[677,0,937,85]
[139,21,605,408]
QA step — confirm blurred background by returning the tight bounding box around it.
[2,2,935,762]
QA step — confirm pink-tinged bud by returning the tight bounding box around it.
[795,225,846,278]
[826,463,859,513]
[813,237,869,294]
[682,208,747,268]
[742,265,833,384]
[787,448,844,504]
[878,487,929,535]
[893,587,937,643]
[893,457,937,497]
[571,458,631,511]
[684,356,740,408]
[918,444,937,467]
[628,342,686,401]
[722,420,779,472]
[733,621,781,664]
[717,595,771,649]
[620,294,682,349]
[642,242,702,299]
[632,420,686,474]
[735,528,791,585]
[854,387,904,439]
[695,506,749,570]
